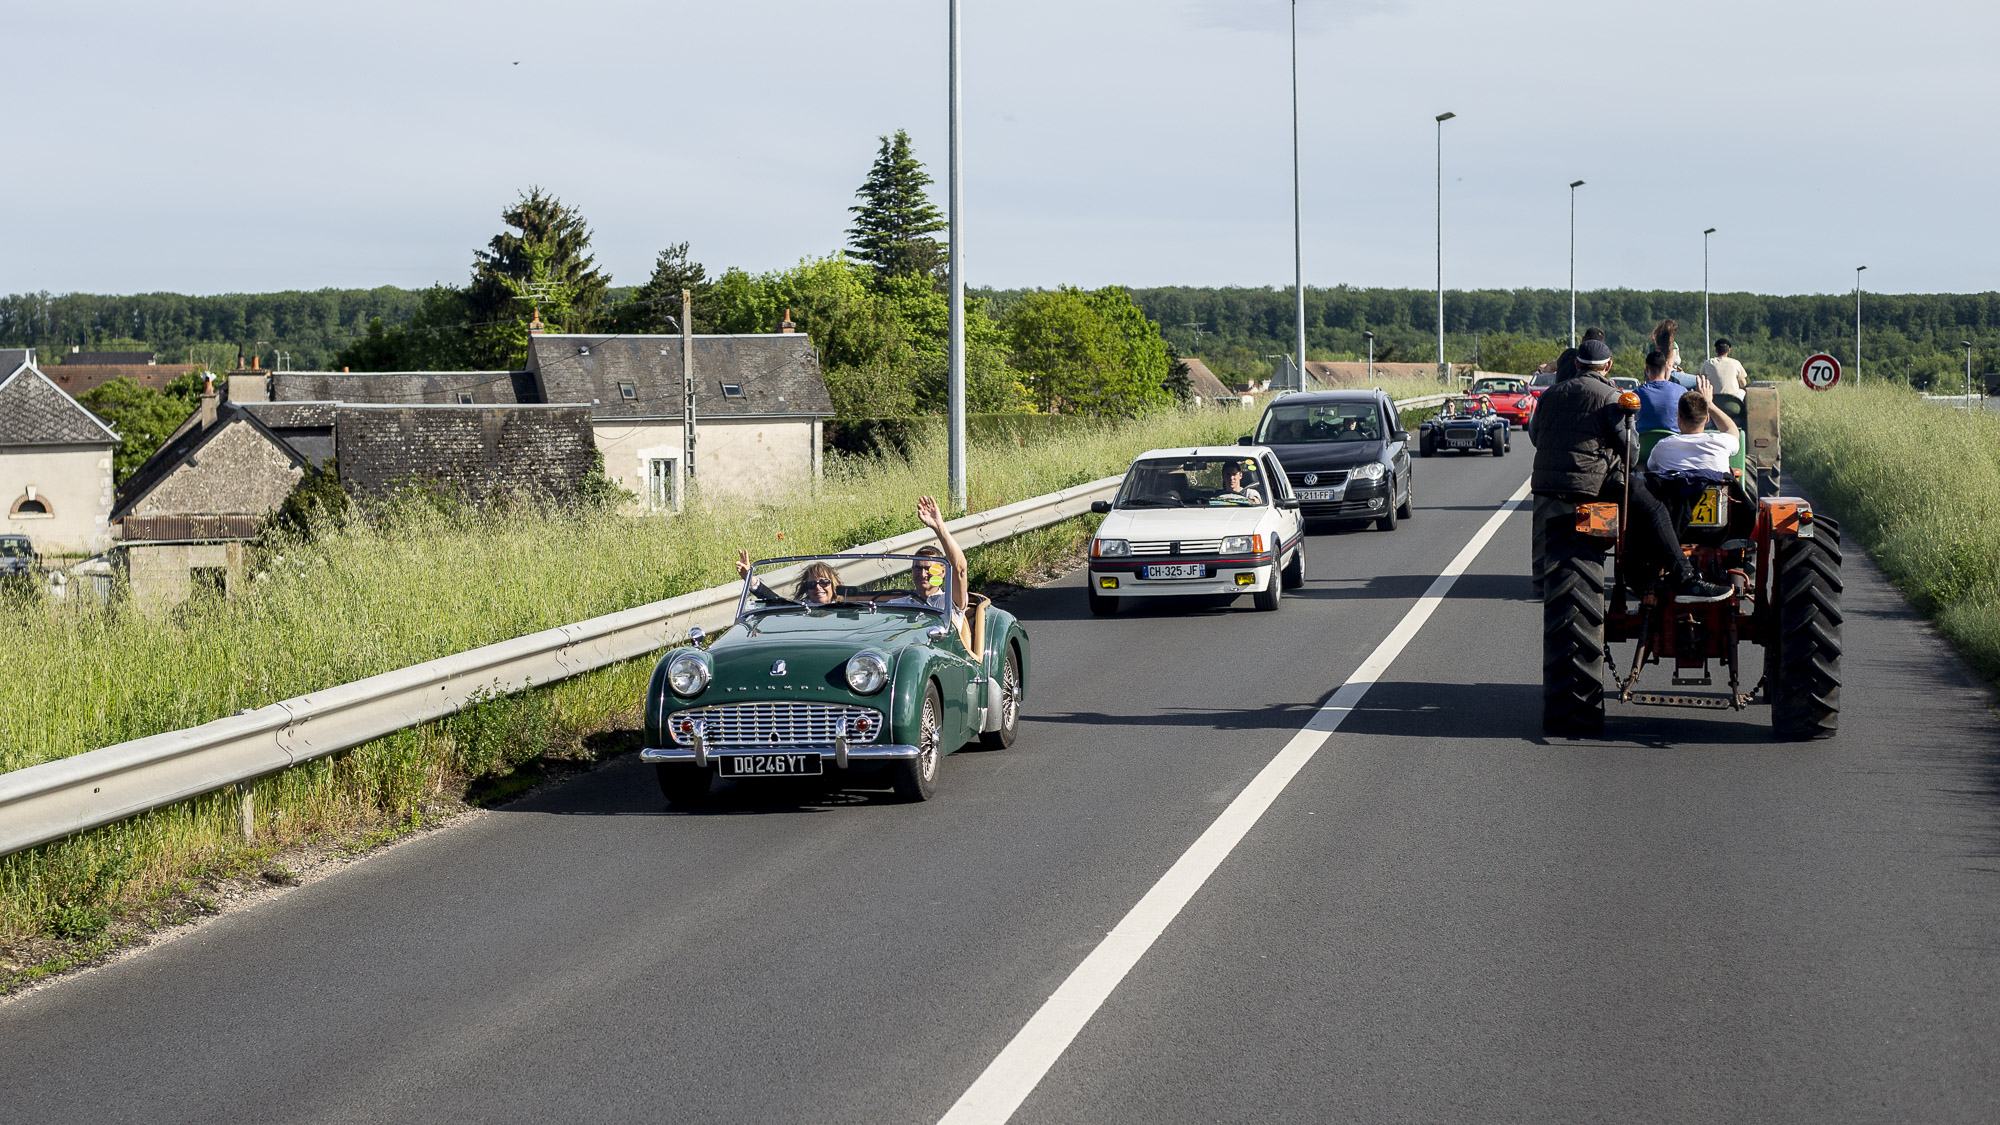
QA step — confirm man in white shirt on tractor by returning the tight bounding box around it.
[1647,377,1740,479]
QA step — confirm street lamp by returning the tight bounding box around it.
[1569,180,1584,346]
[1435,111,1455,383]
[1965,340,1976,414]
[1289,0,1305,392]
[1363,330,1375,382]
[1854,265,1867,389]
[946,0,966,512]
[1703,228,1717,360]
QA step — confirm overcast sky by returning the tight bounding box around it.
[7,0,1993,298]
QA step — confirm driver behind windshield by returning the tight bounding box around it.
[1217,461,1263,503]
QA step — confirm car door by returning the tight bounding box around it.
[1261,453,1300,555]
[1381,395,1411,498]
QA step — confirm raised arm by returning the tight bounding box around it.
[1696,375,1739,436]
[917,495,970,612]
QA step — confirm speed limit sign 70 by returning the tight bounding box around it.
[1802,353,1841,391]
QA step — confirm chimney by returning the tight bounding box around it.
[200,373,219,430]
[529,308,545,335]
[780,308,796,334]
[252,355,261,370]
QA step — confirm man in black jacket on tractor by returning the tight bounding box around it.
[1529,339,1731,601]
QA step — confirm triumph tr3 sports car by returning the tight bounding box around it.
[640,553,1028,806]
[1418,395,1510,457]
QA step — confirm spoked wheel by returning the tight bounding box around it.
[655,764,712,809]
[1769,521,1843,739]
[1542,525,1607,735]
[980,645,1022,749]
[890,682,943,800]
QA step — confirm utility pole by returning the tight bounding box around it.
[1435,111,1455,384]
[681,288,696,508]
[947,0,967,512]
[1364,330,1375,382]
[1965,341,1975,415]
[1290,0,1305,392]
[1854,265,1867,388]
[1569,180,1584,346]
[1703,227,1716,360]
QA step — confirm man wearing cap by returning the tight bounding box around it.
[1530,339,1731,601]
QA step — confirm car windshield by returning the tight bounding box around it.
[738,553,955,619]
[0,539,30,558]
[1256,402,1381,445]
[1530,370,1558,387]
[1472,378,1524,394]
[1114,456,1269,508]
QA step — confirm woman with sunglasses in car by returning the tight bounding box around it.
[734,553,842,605]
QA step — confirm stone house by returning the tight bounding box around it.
[0,349,119,555]
[256,332,835,511]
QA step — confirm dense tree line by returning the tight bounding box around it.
[0,287,421,371]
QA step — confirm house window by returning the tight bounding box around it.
[720,383,745,399]
[618,382,638,400]
[9,488,52,518]
[648,457,679,512]
[458,391,475,404]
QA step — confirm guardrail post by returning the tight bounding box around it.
[237,783,256,841]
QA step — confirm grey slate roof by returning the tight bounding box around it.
[0,349,31,376]
[0,364,122,447]
[334,404,597,501]
[528,334,835,421]
[270,370,535,406]
[240,402,337,468]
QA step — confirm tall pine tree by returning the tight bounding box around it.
[617,242,715,333]
[846,130,946,283]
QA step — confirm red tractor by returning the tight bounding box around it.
[1537,403,1842,739]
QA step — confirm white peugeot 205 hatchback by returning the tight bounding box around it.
[1085,445,1305,614]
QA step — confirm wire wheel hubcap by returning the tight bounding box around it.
[918,698,941,780]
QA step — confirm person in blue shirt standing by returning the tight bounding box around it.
[1634,348,1686,432]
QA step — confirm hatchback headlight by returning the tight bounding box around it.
[1094,538,1130,557]
[1351,462,1388,481]
[1222,535,1265,554]
[667,652,710,697]
[846,651,891,694]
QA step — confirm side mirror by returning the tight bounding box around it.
[1236,435,1254,446]
[1276,497,1301,510]
[687,625,706,647]
[1089,500,1112,515]
[1391,430,1409,444]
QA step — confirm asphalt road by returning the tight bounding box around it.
[5,450,1998,1124]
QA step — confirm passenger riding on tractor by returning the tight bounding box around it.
[1539,389,1842,740]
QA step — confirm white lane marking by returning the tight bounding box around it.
[937,478,1535,1125]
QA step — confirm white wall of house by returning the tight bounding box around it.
[1,444,116,554]
[592,417,823,509]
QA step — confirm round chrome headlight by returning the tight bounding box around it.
[846,651,890,695]
[667,652,710,697]
[1351,461,1388,481]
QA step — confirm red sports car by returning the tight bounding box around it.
[1471,375,1537,428]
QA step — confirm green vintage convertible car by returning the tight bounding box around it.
[640,552,1030,806]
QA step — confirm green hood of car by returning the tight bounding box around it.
[705,607,941,690]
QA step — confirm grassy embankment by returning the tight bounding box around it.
[0,407,1253,989]
[1782,384,2000,683]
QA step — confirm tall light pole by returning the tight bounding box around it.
[1290,0,1305,391]
[1703,227,1717,360]
[1363,330,1375,382]
[1965,340,1976,414]
[1569,180,1584,346]
[1435,111,1455,383]
[946,0,966,512]
[1853,265,1866,390]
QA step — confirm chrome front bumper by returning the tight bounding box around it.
[640,744,920,769]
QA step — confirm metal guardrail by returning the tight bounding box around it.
[1395,393,1452,410]
[0,476,1122,857]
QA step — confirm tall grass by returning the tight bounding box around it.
[1782,384,2000,681]
[0,407,1247,976]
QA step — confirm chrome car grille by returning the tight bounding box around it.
[667,702,884,747]
[1285,470,1349,488]
[1127,539,1224,556]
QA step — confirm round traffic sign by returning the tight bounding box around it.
[1801,353,1842,391]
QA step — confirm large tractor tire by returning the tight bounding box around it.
[1542,528,1607,735]
[1529,495,1553,600]
[1768,522,1842,740]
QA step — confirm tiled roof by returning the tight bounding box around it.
[0,365,122,447]
[43,363,206,398]
[528,334,835,421]
[270,371,534,406]
[62,351,156,366]
[1179,358,1236,401]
